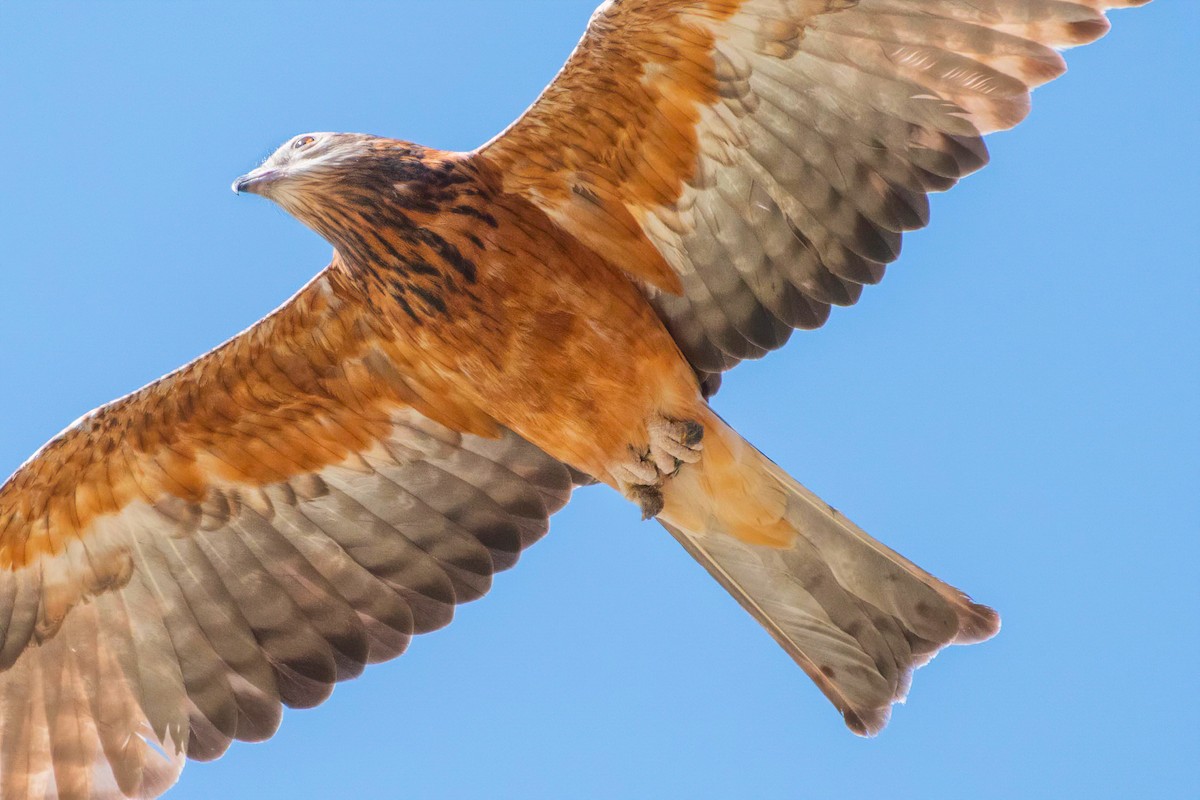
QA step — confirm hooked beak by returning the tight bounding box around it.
[231,166,281,196]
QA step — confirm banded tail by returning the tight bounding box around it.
[659,411,1000,735]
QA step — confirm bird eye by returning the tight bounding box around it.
[293,135,316,149]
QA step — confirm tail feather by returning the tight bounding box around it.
[660,411,999,735]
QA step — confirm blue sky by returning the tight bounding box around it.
[0,2,1196,798]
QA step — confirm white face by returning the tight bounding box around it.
[231,132,371,199]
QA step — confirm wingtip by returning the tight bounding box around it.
[1049,0,1150,49]
[844,705,892,738]
[955,601,1002,646]
[1066,15,1113,47]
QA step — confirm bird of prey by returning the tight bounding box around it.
[0,1,1148,797]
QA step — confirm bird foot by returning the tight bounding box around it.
[614,416,704,519]
[648,417,704,474]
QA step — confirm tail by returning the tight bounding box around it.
[659,410,1000,736]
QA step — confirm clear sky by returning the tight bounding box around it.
[0,2,1196,798]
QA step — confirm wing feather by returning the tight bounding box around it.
[0,267,574,798]
[481,0,1145,384]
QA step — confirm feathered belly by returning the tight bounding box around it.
[367,191,705,484]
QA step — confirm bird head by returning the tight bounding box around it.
[232,132,376,204]
[233,132,460,266]
[232,131,468,268]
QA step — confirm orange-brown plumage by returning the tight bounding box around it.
[0,0,1149,797]
[0,270,398,570]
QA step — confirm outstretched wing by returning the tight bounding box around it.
[481,0,1145,384]
[0,266,573,799]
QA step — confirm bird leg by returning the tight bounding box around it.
[613,416,704,520]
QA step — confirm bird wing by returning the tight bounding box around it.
[0,265,573,799]
[480,0,1145,385]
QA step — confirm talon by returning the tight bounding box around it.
[629,485,664,520]
[678,419,704,448]
[649,417,704,466]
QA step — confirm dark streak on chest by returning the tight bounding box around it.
[315,147,494,326]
